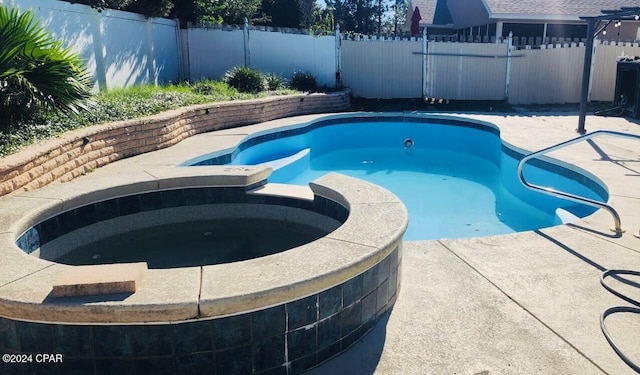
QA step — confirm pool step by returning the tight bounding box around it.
[257,148,311,183]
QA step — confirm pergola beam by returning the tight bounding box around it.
[577,7,640,133]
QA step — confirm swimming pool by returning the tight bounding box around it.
[187,114,608,240]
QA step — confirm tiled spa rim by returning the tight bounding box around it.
[0,168,407,375]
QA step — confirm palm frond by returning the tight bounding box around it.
[0,5,94,126]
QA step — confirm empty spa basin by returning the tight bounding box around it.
[20,189,344,269]
[56,218,329,269]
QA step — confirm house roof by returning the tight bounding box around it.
[411,0,640,28]
[484,0,640,19]
[411,0,453,26]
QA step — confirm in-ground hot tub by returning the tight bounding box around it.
[28,187,344,269]
[0,167,406,375]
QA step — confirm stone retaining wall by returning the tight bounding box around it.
[0,91,351,197]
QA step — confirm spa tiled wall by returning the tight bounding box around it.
[0,246,401,375]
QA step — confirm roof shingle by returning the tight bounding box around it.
[484,0,640,17]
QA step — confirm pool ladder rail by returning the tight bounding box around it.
[518,130,640,373]
[516,129,640,238]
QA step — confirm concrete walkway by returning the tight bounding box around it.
[68,111,640,374]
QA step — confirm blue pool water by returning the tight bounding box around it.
[188,116,607,240]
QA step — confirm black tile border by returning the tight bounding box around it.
[0,246,401,375]
[16,184,348,255]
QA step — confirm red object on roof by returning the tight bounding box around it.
[411,6,422,36]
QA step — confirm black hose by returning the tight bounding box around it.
[600,269,640,373]
[600,306,640,373]
[601,269,640,307]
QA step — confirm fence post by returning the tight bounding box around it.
[588,39,598,102]
[175,19,186,81]
[145,18,158,86]
[243,17,250,67]
[335,24,342,88]
[504,31,513,100]
[91,10,108,91]
[422,26,427,98]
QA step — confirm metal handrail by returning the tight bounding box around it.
[517,130,640,233]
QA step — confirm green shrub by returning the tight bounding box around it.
[0,6,93,129]
[265,73,286,91]
[290,71,317,92]
[190,80,227,95]
[224,66,266,93]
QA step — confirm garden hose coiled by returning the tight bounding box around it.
[599,269,640,373]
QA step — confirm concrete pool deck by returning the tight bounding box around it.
[5,110,640,374]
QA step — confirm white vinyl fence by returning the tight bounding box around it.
[341,38,422,99]
[342,37,640,103]
[182,25,337,87]
[182,26,245,81]
[6,0,180,91]
[9,0,640,104]
[508,45,584,104]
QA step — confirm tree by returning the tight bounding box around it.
[298,0,314,27]
[310,2,334,33]
[176,0,225,25]
[171,0,261,25]
[65,0,132,10]
[328,0,379,34]
[0,6,93,127]
[391,0,407,33]
[65,0,173,17]
[64,0,297,27]
[220,0,262,24]
[258,0,303,28]
[122,0,173,17]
